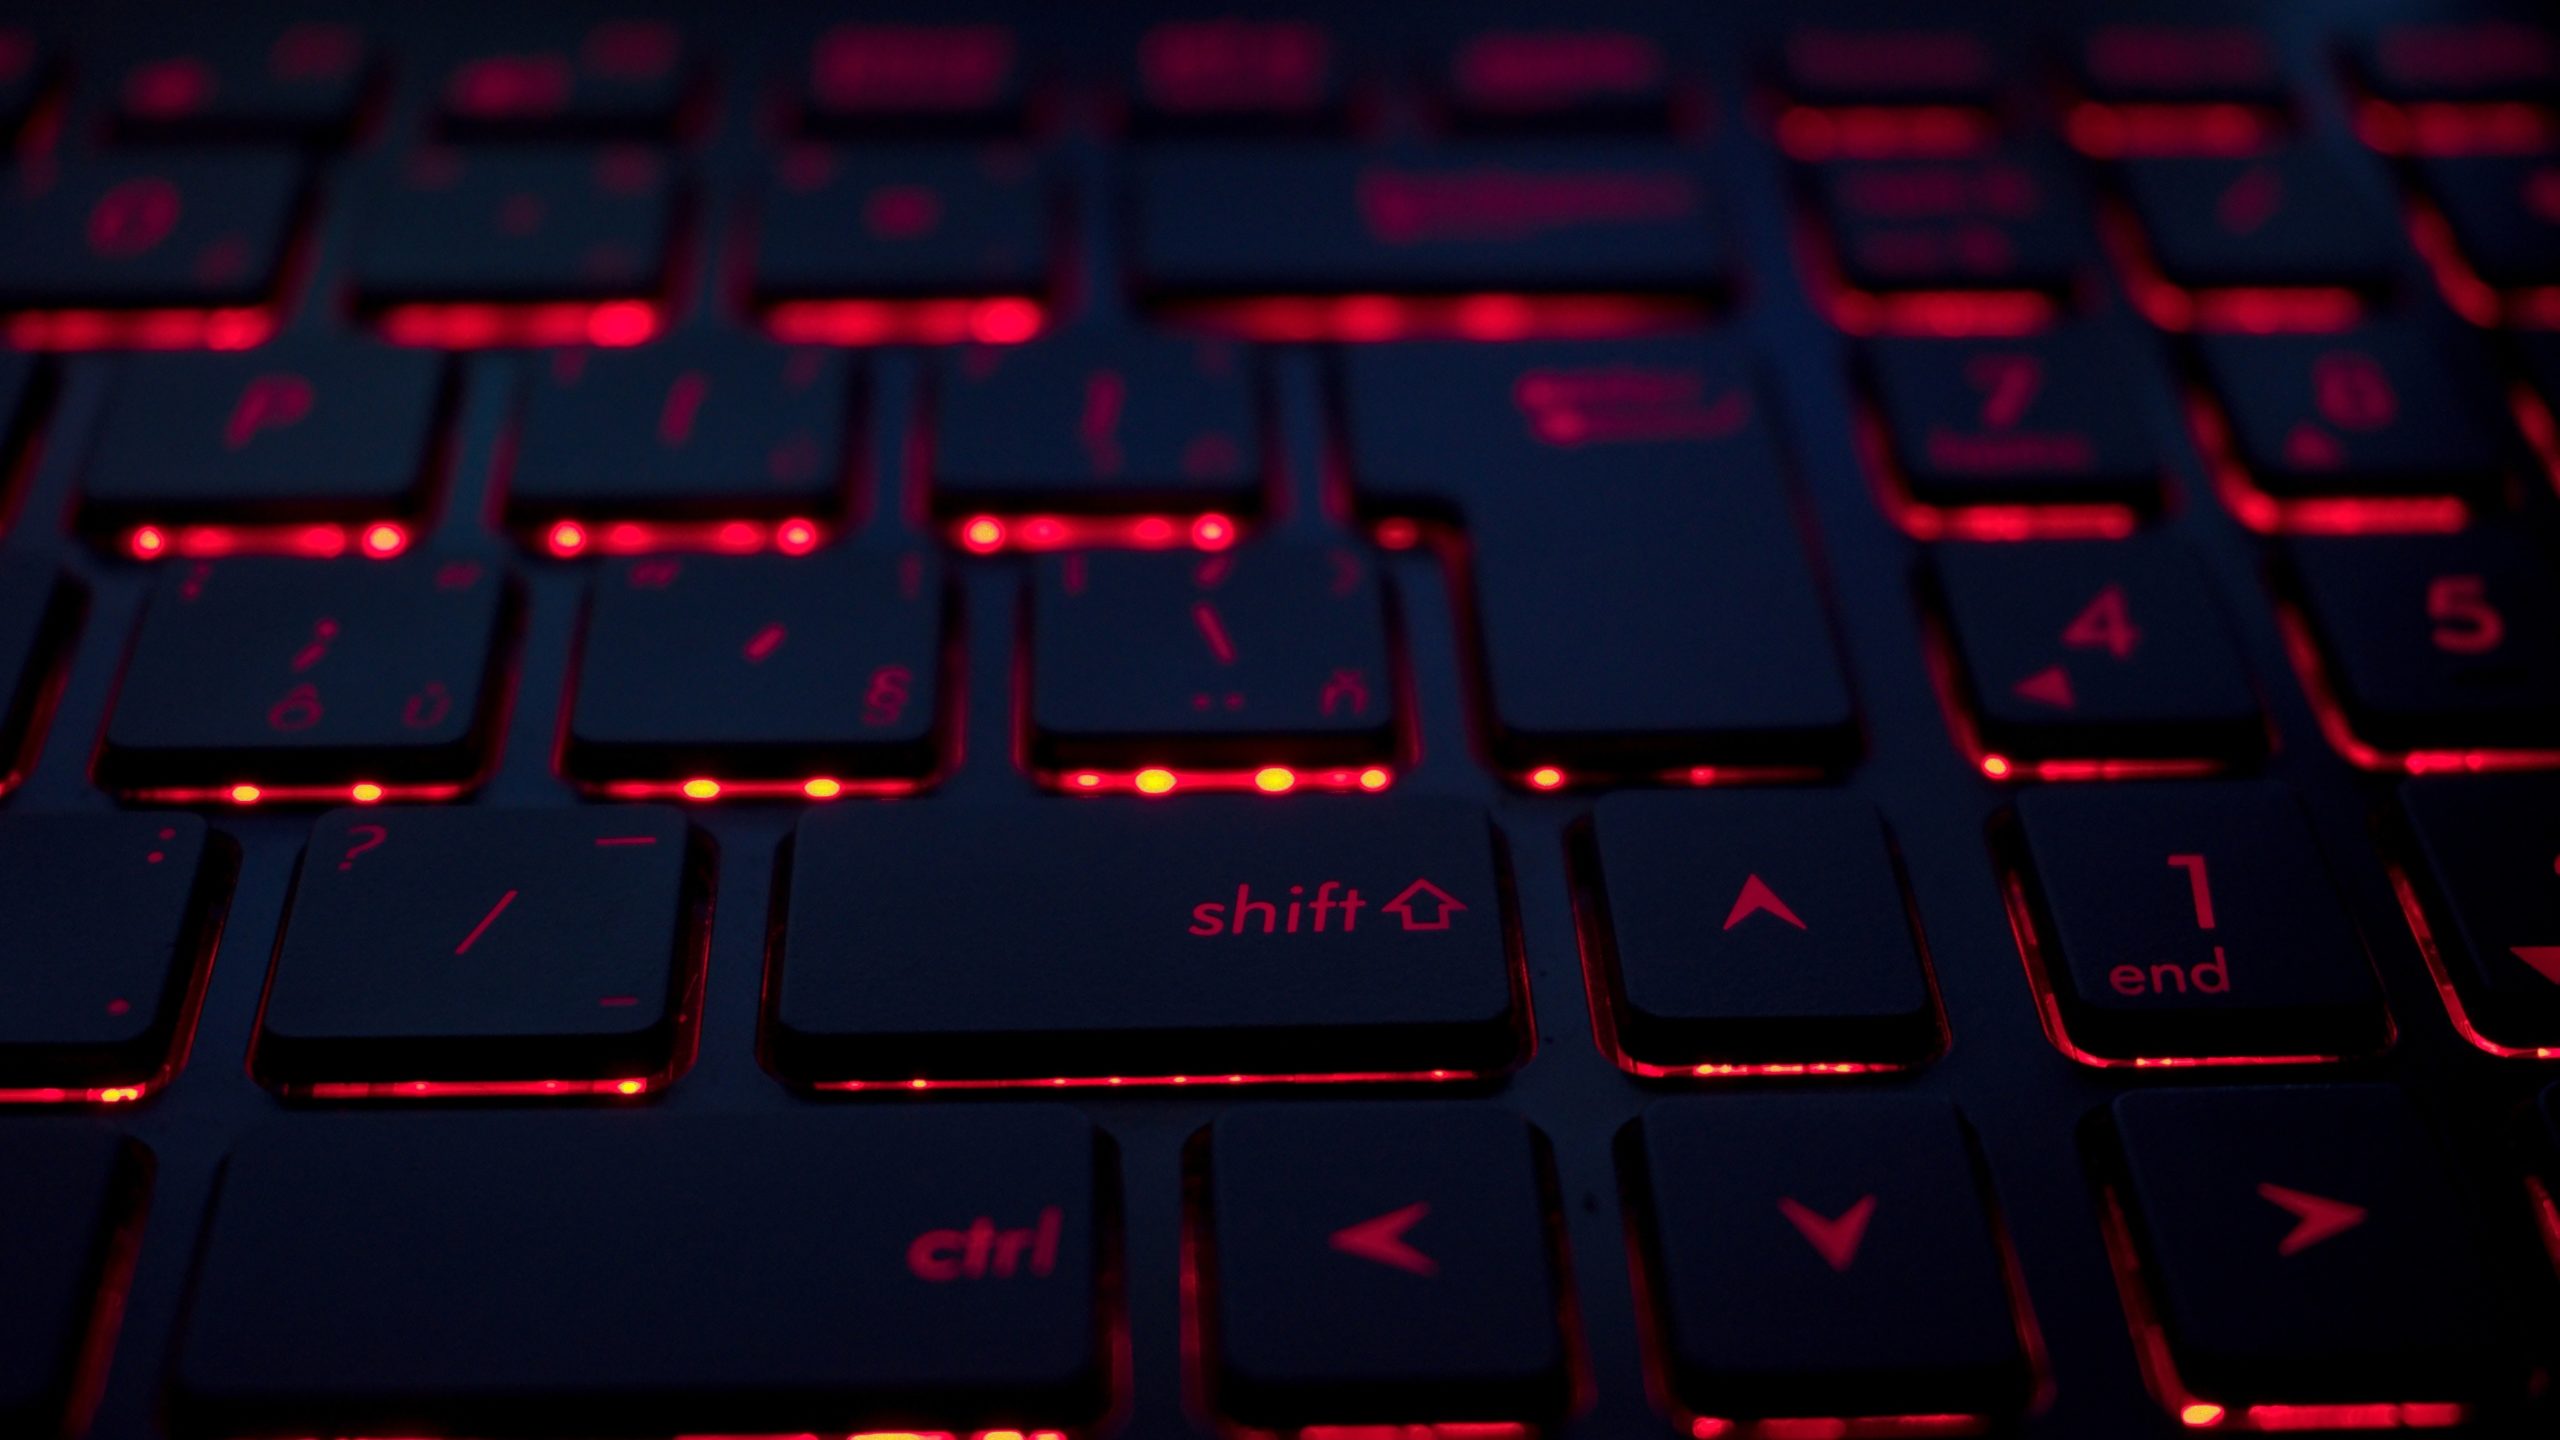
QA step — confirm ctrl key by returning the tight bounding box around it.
[170,1107,1114,1438]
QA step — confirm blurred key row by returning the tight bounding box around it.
[5,128,2556,347]
[3,778,2556,1099]
[0,14,2548,140]
[9,1085,2559,1437]
[9,327,2557,567]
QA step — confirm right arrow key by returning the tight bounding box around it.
[2100,1085,2525,1427]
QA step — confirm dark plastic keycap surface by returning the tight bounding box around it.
[771,798,1521,1084]
[2008,782,2387,1062]
[0,813,225,1094]
[2101,1085,2521,1415]
[255,806,698,1090]
[171,1107,1112,1437]
[568,551,942,784]
[80,344,448,531]
[1204,1102,1567,1427]
[1584,791,1938,1069]
[1029,542,1393,770]
[0,1129,143,1437]
[99,556,508,795]
[1626,1094,2030,1426]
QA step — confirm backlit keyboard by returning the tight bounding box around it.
[3,3,2560,1438]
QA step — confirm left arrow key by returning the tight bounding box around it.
[1199,1102,1568,1431]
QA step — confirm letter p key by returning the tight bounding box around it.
[225,373,316,450]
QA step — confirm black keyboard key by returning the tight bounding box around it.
[2101,1085,2520,1421]
[1202,1103,1566,1428]
[1344,340,1855,781]
[350,147,672,309]
[799,22,1026,136]
[2071,24,2290,107]
[2398,776,2560,1054]
[2417,153,2560,289]
[0,1129,144,1437]
[2286,531,2560,756]
[1814,147,2090,301]
[109,24,371,143]
[2121,148,2403,293]
[2353,20,2559,105]
[771,799,1521,1085]
[0,814,225,1099]
[1131,17,1342,134]
[0,558,75,791]
[1133,143,1726,300]
[1781,28,2002,109]
[439,19,694,139]
[99,556,508,799]
[1032,543,1390,774]
[933,337,1259,516]
[0,348,36,510]
[256,806,699,1094]
[568,552,942,789]
[508,343,850,535]
[1864,329,2163,510]
[1626,1095,2030,1428]
[1584,792,1939,1071]
[1934,539,2262,768]
[79,343,447,536]
[753,149,1049,316]
[2007,782,2388,1063]
[0,27,46,140]
[1442,28,1674,133]
[0,154,303,309]
[172,1107,1111,1435]
[2197,319,2516,504]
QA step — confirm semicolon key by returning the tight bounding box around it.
[170,1106,1113,1436]
[253,806,703,1096]
[0,813,230,1101]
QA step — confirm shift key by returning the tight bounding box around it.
[769,799,1524,1085]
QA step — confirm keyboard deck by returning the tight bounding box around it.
[3,2,2559,1438]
